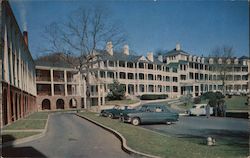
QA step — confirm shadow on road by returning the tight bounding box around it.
[1,134,46,157]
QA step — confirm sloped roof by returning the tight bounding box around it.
[35,53,76,68]
[164,48,190,56]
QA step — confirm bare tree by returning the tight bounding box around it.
[43,6,126,109]
[211,46,235,94]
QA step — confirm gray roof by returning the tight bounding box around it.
[99,50,164,64]
[35,53,75,68]
[164,49,190,56]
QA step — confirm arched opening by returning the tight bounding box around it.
[69,98,77,108]
[56,99,64,109]
[19,94,21,118]
[15,93,18,120]
[3,89,8,125]
[42,99,51,110]
[10,91,14,121]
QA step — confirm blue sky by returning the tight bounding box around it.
[9,0,249,58]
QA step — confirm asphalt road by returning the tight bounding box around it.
[141,116,249,145]
[2,113,131,158]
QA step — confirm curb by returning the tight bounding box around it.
[75,113,160,158]
[1,114,50,148]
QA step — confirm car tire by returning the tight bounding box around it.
[131,118,140,126]
[108,113,114,119]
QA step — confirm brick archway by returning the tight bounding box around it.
[69,98,77,108]
[56,99,64,109]
[3,89,8,125]
[42,99,51,110]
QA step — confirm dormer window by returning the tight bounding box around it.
[209,58,213,64]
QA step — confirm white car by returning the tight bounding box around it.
[188,104,213,116]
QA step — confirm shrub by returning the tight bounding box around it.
[193,97,201,104]
[107,80,125,100]
[140,94,168,100]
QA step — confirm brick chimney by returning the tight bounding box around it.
[23,31,28,47]
[158,55,163,62]
[106,41,113,56]
[176,43,180,51]
[123,44,129,55]
[147,52,154,62]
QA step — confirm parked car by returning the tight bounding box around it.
[187,104,213,116]
[120,104,179,126]
[100,105,134,119]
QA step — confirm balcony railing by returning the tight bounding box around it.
[54,91,65,96]
[37,91,51,96]
[53,78,64,82]
[36,77,51,82]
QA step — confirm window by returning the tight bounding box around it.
[148,64,153,69]
[166,76,170,81]
[139,73,144,80]
[109,61,114,67]
[119,61,125,67]
[173,86,178,92]
[180,75,186,80]
[189,72,194,79]
[139,63,144,69]
[172,68,178,73]
[173,77,178,82]
[148,74,154,80]
[165,67,170,72]
[127,62,134,68]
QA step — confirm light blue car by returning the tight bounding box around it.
[121,104,179,126]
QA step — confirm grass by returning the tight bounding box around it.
[2,112,50,143]
[2,132,41,143]
[105,99,140,105]
[225,96,248,110]
[25,112,50,119]
[3,120,47,130]
[79,112,248,158]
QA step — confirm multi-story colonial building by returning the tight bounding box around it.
[35,53,106,111]
[36,42,249,111]
[0,0,36,127]
[95,42,249,99]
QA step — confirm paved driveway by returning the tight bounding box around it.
[2,113,131,158]
[141,116,249,148]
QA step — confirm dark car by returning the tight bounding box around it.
[100,105,134,119]
[120,104,179,126]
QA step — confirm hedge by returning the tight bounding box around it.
[140,94,168,100]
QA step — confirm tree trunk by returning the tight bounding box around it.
[86,70,91,110]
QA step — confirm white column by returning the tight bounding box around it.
[98,84,101,106]
[102,85,105,105]
[64,70,67,96]
[50,69,54,96]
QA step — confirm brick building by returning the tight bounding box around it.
[0,0,36,127]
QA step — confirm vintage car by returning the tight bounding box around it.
[187,104,213,116]
[120,104,179,126]
[100,105,134,119]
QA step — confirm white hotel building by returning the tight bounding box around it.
[36,42,249,110]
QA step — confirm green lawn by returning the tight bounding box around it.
[174,96,248,111]
[105,99,140,105]
[225,96,248,110]
[3,120,47,130]
[3,112,49,130]
[2,132,41,143]
[26,112,50,119]
[2,112,50,143]
[79,112,248,158]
